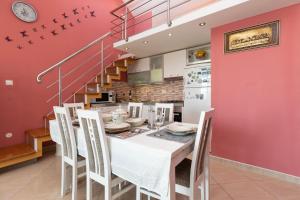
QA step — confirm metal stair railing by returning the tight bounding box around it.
[36,32,112,107]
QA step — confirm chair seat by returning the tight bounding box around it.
[176,159,192,187]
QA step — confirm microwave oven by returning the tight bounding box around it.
[92,91,116,103]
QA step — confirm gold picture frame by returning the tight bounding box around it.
[224,20,280,53]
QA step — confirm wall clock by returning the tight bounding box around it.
[12,1,38,23]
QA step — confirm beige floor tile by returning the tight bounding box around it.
[211,169,250,184]
[256,179,300,200]
[1,154,300,200]
[210,184,232,200]
[221,181,275,199]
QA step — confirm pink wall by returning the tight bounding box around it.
[211,4,300,177]
[0,0,122,147]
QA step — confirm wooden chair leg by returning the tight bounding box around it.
[72,165,78,200]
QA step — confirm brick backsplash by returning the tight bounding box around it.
[111,80,183,102]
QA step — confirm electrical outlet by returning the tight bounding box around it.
[5,80,14,86]
[5,132,13,138]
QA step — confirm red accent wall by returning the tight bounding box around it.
[0,0,122,147]
[211,4,300,177]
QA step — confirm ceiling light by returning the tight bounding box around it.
[125,47,129,51]
[143,41,149,45]
[168,33,172,37]
[199,22,206,26]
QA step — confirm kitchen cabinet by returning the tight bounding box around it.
[128,71,150,85]
[128,58,150,73]
[164,49,186,78]
[150,55,163,83]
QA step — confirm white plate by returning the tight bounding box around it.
[126,118,145,127]
[166,129,195,136]
[105,122,130,130]
[166,123,194,133]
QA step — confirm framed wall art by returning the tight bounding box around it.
[224,20,280,53]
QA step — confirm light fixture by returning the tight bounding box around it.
[125,47,129,51]
[199,22,206,26]
[168,33,172,37]
[143,41,149,45]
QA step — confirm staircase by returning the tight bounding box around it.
[0,32,135,169]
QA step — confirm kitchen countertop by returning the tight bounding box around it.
[91,101,184,107]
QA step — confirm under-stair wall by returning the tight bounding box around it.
[0,0,124,148]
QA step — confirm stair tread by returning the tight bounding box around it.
[45,114,55,121]
[26,128,50,138]
[0,144,36,163]
[76,92,100,95]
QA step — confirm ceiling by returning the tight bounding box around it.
[114,0,300,58]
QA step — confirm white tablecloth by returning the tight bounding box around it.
[49,119,196,198]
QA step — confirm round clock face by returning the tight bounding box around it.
[12,1,38,23]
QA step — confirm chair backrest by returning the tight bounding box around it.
[77,109,111,180]
[190,109,214,187]
[154,103,174,123]
[63,103,84,120]
[54,106,77,161]
[128,102,143,118]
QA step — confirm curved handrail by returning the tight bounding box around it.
[36,32,111,83]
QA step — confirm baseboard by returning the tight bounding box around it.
[210,155,300,185]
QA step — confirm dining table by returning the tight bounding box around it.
[49,117,198,200]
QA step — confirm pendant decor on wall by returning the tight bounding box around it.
[12,1,38,23]
[224,20,280,53]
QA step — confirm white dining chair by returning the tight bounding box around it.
[137,109,214,200]
[128,102,143,118]
[53,106,86,200]
[155,103,174,123]
[63,102,85,119]
[77,109,134,200]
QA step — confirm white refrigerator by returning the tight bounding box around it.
[183,63,211,124]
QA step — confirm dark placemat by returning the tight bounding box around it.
[108,128,148,139]
[147,128,196,143]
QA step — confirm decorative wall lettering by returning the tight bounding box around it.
[4,4,96,50]
[61,24,67,30]
[51,30,58,36]
[90,11,95,17]
[5,36,13,42]
[20,31,29,37]
[62,13,68,19]
[73,8,79,15]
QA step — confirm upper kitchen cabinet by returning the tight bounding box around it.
[150,55,164,83]
[164,49,186,78]
[127,58,150,73]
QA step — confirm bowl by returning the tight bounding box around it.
[126,118,146,127]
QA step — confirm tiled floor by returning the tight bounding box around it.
[1,153,300,200]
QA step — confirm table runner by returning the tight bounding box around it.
[147,128,196,143]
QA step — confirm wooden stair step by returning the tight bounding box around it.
[26,128,50,138]
[0,144,35,163]
[44,114,55,121]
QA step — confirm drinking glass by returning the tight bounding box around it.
[155,115,165,131]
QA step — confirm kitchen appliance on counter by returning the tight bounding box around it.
[183,63,211,124]
[90,91,116,104]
